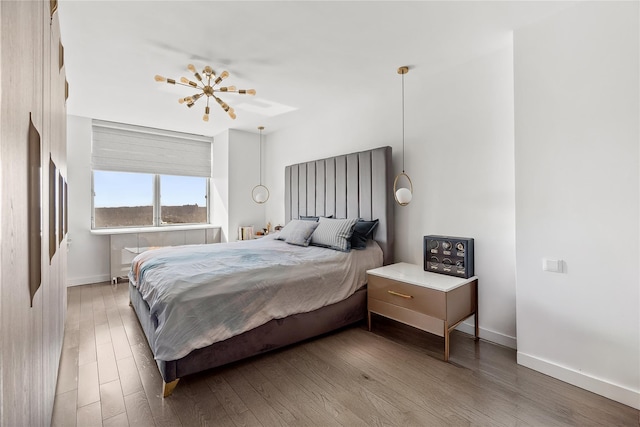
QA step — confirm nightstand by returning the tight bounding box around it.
[367,262,478,361]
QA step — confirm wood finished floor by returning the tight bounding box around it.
[52,282,639,427]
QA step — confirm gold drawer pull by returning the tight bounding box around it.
[387,290,413,299]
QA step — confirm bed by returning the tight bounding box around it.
[128,146,394,397]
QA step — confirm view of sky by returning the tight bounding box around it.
[94,171,206,207]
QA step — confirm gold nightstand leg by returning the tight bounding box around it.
[475,313,479,340]
[444,326,450,362]
[367,310,372,331]
[474,279,479,340]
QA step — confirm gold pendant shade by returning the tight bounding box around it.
[155,64,255,122]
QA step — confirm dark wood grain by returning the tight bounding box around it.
[205,374,263,427]
[54,283,640,427]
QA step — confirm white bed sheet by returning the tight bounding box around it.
[129,235,382,360]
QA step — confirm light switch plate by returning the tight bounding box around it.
[542,258,563,273]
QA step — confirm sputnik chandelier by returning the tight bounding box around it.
[155,64,256,122]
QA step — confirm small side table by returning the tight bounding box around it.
[367,262,478,361]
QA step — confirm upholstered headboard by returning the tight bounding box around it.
[284,146,394,265]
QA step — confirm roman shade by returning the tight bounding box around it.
[91,120,212,177]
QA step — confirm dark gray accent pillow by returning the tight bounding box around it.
[310,217,358,252]
[351,219,379,249]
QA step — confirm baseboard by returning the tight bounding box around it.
[518,351,640,410]
[67,274,111,286]
[456,321,517,349]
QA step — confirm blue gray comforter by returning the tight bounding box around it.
[129,235,382,360]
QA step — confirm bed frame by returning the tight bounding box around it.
[129,146,394,397]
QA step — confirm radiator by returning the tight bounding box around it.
[110,227,221,283]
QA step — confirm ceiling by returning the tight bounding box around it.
[58,1,576,137]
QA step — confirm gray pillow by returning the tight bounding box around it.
[275,219,301,241]
[284,220,319,247]
[310,217,358,252]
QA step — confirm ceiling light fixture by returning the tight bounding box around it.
[252,126,269,204]
[394,66,413,206]
[155,64,256,122]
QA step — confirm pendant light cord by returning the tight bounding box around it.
[401,72,405,173]
[259,129,263,186]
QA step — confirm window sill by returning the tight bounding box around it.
[90,224,221,235]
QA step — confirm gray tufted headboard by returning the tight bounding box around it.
[284,146,394,265]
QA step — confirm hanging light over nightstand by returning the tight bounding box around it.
[252,126,269,204]
[394,66,413,206]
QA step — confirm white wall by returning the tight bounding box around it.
[211,130,230,241]
[67,115,111,285]
[265,46,517,348]
[212,128,266,242]
[514,1,639,409]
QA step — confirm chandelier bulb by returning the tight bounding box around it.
[239,89,256,95]
[228,109,236,120]
[203,66,214,76]
[180,77,198,87]
[154,75,166,82]
[203,114,209,122]
[215,71,230,85]
[187,64,196,73]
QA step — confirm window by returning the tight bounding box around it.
[93,171,154,228]
[91,120,212,229]
[160,175,207,225]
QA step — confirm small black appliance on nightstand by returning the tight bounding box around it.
[424,235,474,278]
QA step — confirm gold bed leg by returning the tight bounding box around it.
[163,379,180,397]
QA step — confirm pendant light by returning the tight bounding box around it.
[155,64,256,122]
[252,126,269,204]
[394,66,413,206]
